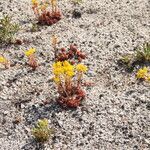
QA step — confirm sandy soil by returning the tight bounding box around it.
[0,0,150,149]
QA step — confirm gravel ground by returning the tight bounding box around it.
[0,0,150,150]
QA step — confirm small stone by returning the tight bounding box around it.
[72,9,82,18]
[3,111,9,115]
[145,139,150,144]
[99,94,104,99]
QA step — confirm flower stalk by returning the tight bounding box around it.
[25,48,38,70]
[51,35,58,60]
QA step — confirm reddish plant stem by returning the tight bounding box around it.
[77,72,82,88]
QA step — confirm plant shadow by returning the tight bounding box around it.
[24,99,79,126]
[21,139,46,150]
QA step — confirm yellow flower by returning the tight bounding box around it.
[53,61,75,79]
[53,61,62,68]
[53,61,64,76]
[136,67,148,79]
[53,76,60,83]
[66,71,74,77]
[63,61,74,71]
[25,48,36,57]
[63,61,74,77]
[63,61,70,67]
[0,56,7,63]
[32,0,38,5]
[53,67,64,76]
[76,64,87,73]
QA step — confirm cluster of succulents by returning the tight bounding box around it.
[0,0,97,145]
[32,0,61,25]
[49,35,88,107]
[53,61,87,108]
[55,44,86,63]
[1,43,88,109]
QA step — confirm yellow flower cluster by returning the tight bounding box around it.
[76,64,88,73]
[136,67,150,82]
[32,0,53,9]
[53,61,74,83]
[53,61,88,83]
[25,48,36,57]
[63,61,75,77]
[0,56,7,64]
[136,67,148,79]
[53,61,64,76]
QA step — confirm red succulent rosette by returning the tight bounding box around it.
[56,44,86,63]
[57,87,86,108]
[38,11,61,25]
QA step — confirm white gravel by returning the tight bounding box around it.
[0,0,150,149]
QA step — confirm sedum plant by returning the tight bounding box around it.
[25,48,38,70]
[136,67,150,82]
[51,37,86,64]
[118,54,134,71]
[32,119,53,142]
[0,55,10,69]
[55,44,86,63]
[51,41,88,108]
[31,0,62,25]
[0,15,19,44]
[53,60,87,108]
[136,43,150,62]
